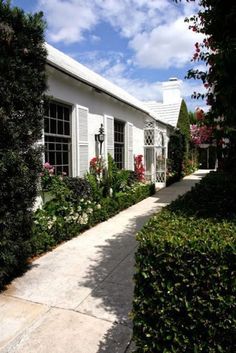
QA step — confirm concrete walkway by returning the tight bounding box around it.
[0,170,209,353]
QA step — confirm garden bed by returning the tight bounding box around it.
[31,155,155,256]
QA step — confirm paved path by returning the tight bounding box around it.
[0,170,209,353]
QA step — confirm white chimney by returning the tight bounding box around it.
[162,78,182,104]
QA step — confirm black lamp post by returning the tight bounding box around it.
[95,123,105,156]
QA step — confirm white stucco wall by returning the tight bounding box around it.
[46,65,148,176]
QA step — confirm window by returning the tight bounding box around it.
[44,102,71,176]
[114,119,125,169]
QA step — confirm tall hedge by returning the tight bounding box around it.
[0,1,47,288]
[177,100,190,143]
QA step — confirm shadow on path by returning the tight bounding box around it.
[77,171,209,352]
[77,210,155,353]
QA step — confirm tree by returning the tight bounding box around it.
[177,100,191,142]
[0,0,47,287]
[176,0,236,171]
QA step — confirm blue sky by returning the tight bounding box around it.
[12,0,206,111]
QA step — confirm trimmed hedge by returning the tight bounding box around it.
[169,171,236,219]
[133,172,236,353]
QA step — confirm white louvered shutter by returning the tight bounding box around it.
[105,115,114,158]
[126,122,134,170]
[77,106,89,177]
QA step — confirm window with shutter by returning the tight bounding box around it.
[77,105,89,177]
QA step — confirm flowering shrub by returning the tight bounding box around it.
[90,156,105,177]
[40,162,55,190]
[31,154,155,256]
[190,124,213,145]
[134,155,145,181]
[40,162,67,191]
[32,195,100,254]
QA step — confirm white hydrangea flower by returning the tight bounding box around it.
[78,212,88,225]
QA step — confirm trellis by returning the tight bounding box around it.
[144,120,167,184]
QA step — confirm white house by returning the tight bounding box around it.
[42,44,182,187]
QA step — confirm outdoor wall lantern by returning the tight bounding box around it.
[95,123,105,155]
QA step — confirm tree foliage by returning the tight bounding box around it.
[177,99,190,142]
[180,0,236,170]
[0,0,47,288]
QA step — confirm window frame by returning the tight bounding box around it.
[114,119,125,169]
[44,101,72,176]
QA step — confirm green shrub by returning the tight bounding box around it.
[85,173,103,201]
[169,171,236,219]
[64,176,92,202]
[0,2,46,288]
[167,131,185,183]
[133,172,236,353]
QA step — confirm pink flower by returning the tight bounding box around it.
[43,162,53,170]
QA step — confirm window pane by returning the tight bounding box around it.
[58,105,63,120]
[49,151,55,165]
[64,107,69,121]
[58,120,63,135]
[50,119,56,134]
[56,152,62,165]
[44,117,49,133]
[50,103,56,119]
[63,143,68,151]
[63,166,69,176]
[56,143,61,151]
[64,122,70,136]
[63,152,68,165]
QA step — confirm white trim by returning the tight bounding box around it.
[125,122,133,170]
[76,105,89,177]
[104,115,114,159]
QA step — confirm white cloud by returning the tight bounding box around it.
[38,0,99,43]
[130,16,203,69]
[37,0,203,70]
[90,34,101,43]
[75,50,162,101]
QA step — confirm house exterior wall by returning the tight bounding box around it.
[45,65,148,177]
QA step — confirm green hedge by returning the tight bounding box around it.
[0,3,46,289]
[133,172,236,353]
[31,182,155,256]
